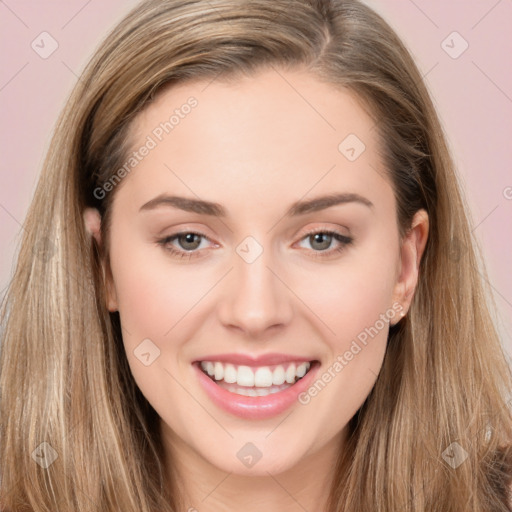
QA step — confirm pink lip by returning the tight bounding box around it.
[193,360,321,420]
[193,352,315,367]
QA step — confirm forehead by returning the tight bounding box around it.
[114,67,392,216]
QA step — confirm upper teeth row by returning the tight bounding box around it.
[200,361,312,388]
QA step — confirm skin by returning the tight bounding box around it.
[84,67,428,511]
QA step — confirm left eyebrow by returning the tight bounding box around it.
[287,192,374,215]
[138,192,374,217]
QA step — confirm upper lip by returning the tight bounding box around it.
[193,353,318,367]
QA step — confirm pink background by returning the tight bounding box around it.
[1,1,511,355]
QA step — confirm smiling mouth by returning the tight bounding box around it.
[197,360,319,397]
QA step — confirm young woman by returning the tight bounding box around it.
[1,0,511,510]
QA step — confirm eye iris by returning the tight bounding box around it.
[310,233,332,251]
[178,233,201,251]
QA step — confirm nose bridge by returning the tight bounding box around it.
[217,238,293,335]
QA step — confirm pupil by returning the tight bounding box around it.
[312,233,331,250]
[180,233,200,250]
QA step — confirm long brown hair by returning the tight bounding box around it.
[1,0,511,510]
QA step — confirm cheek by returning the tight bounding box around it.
[293,250,397,433]
[294,234,399,343]
[108,231,219,348]
[108,236,216,406]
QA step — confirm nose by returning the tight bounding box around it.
[216,246,293,338]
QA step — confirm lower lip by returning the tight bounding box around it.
[193,361,320,420]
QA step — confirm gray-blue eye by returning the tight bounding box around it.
[297,230,353,255]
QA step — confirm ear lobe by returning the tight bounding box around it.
[104,268,119,313]
[83,207,102,245]
[392,209,429,319]
[83,207,119,312]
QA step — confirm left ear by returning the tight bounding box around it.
[391,209,429,321]
[83,207,119,312]
[83,207,102,244]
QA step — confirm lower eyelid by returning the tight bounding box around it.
[296,231,352,251]
[159,229,352,257]
[163,233,212,251]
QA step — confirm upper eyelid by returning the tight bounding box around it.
[162,226,351,248]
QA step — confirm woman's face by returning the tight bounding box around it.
[93,68,428,477]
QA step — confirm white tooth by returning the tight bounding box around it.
[296,363,308,378]
[272,365,286,385]
[214,362,224,381]
[254,367,273,387]
[285,363,296,384]
[205,361,215,376]
[256,387,270,396]
[246,388,258,397]
[237,365,255,387]
[224,364,237,383]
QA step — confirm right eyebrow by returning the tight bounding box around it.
[139,194,226,216]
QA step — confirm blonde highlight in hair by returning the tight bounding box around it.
[1,0,511,510]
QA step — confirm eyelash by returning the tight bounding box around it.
[157,228,354,261]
